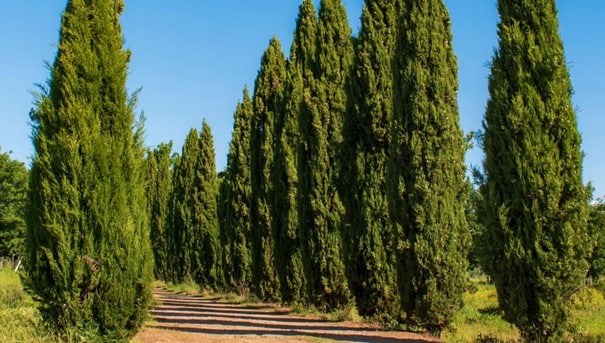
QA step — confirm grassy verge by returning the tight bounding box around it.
[443,276,605,342]
[0,267,52,343]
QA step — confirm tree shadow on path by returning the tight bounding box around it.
[149,288,440,343]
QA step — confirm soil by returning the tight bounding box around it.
[132,289,442,343]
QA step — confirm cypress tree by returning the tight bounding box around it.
[145,142,174,281]
[388,0,470,331]
[480,0,591,340]
[173,128,203,283]
[173,123,221,289]
[26,0,153,339]
[342,0,401,319]
[197,120,222,289]
[274,0,318,304]
[299,0,353,311]
[220,88,254,294]
[250,37,286,301]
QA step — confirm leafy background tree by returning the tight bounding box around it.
[479,0,592,340]
[389,0,470,331]
[0,148,28,257]
[25,0,153,339]
[588,200,605,279]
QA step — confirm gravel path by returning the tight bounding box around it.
[133,289,442,343]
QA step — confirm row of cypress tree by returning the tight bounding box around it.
[146,0,469,331]
[24,0,594,341]
[218,0,468,331]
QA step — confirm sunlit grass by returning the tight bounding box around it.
[0,267,52,343]
[443,275,519,343]
[443,275,605,343]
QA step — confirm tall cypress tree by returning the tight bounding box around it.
[388,0,470,331]
[26,0,153,339]
[274,0,318,304]
[173,124,221,289]
[342,0,401,319]
[173,128,203,283]
[480,0,591,340]
[299,0,353,311]
[198,120,221,289]
[145,142,173,282]
[220,88,254,294]
[250,37,286,302]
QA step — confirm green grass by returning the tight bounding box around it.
[443,276,605,343]
[0,267,53,343]
[442,276,519,343]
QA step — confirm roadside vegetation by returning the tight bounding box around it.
[443,274,605,343]
[0,267,51,343]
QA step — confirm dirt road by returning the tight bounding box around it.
[133,289,441,343]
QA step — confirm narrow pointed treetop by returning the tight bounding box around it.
[480,0,591,340]
[290,0,318,74]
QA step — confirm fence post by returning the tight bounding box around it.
[14,259,22,273]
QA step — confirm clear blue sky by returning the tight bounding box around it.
[1,1,603,197]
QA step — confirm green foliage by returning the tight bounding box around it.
[172,123,221,289]
[145,142,174,281]
[220,88,254,295]
[442,276,605,343]
[588,201,605,279]
[389,0,470,332]
[26,0,153,339]
[342,0,401,319]
[250,37,286,302]
[198,121,222,289]
[479,0,592,341]
[172,128,203,283]
[273,0,318,305]
[0,148,28,257]
[298,0,354,311]
[0,269,53,343]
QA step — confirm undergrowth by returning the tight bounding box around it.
[0,267,52,343]
[442,274,605,342]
